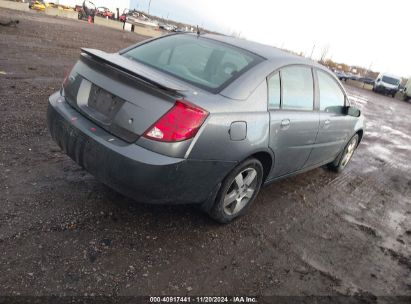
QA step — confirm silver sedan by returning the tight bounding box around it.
[47,33,364,223]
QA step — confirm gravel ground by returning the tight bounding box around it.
[0,9,410,299]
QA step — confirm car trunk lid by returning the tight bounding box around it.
[62,49,190,143]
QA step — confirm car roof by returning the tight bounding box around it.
[123,33,338,99]
[183,33,333,99]
[379,73,401,80]
[199,33,320,66]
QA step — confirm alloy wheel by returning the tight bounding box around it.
[341,137,358,168]
[223,168,258,216]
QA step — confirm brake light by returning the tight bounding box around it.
[143,100,209,142]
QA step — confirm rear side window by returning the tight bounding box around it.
[267,72,281,109]
[123,34,263,92]
[281,66,314,110]
[317,70,345,111]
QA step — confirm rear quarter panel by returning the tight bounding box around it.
[188,81,271,162]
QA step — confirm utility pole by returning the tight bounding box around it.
[363,62,373,88]
[310,44,315,59]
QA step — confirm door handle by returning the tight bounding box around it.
[323,119,331,128]
[280,119,291,128]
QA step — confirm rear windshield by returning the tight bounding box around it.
[122,34,264,92]
[382,76,400,85]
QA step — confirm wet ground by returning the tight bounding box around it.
[0,9,410,299]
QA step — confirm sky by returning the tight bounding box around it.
[131,0,411,78]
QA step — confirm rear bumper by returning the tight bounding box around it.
[47,91,235,204]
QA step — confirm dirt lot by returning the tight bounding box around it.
[1,9,410,299]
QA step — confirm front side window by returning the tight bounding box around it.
[267,72,281,109]
[123,34,263,92]
[281,66,314,110]
[317,70,345,111]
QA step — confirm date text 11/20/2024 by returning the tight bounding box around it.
[149,296,258,303]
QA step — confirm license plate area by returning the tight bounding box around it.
[76,79,125,125]
[87,84,124,121]
[74,78,139,143]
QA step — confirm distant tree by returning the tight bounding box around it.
[340,63,350,73]
[324,59,337,69]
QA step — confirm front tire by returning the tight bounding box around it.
[328,134,359,173]
[208,158,263,224]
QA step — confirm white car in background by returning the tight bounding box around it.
[372,73,401,97]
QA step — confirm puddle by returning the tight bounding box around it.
[360,165,378,174]
[380,211,407,252]
[380,125,411,141]
[343,214,379,238]
[365,131,380,138]
[385,210,406,232]
[367,144,392,162]
[348,94,368,110]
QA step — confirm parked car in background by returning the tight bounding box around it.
[334,70,349,81]
[96,7,115,19]
[373,73,401,97]
[29,0,46,11]
[173,27,186,32]
[159,23,176,31]
[47,33,364,223]
[349,74,360,81]
[358,76,375,85]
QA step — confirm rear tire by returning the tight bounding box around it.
[328,134,359,173]
[208,158,263,224]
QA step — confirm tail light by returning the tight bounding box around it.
[143,100,209,142]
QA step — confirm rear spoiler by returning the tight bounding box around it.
[80,48,187,94]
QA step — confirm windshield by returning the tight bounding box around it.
[382,76,400,85]
[123,34,264,92]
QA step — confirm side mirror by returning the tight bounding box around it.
[344,106,361,117]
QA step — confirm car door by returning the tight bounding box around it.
[267,66,320,179]
[304,69,353,167]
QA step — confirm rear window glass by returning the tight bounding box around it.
[123,34,263,92]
